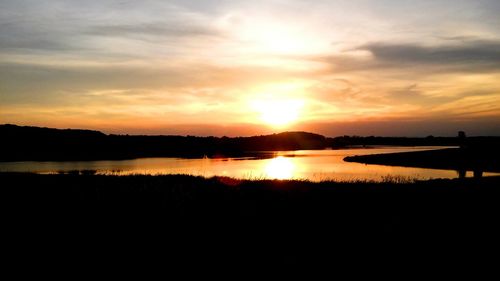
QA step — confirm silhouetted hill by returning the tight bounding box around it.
[230,131,326,151]
[2,124,498,161]
[0,124,106,139]
[0,124,327,161]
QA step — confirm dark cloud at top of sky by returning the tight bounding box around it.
[359,41,500,66]
[311,40,500,75]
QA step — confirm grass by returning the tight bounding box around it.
[2,172,500,269]
[52,168,425,183]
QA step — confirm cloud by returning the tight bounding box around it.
[311,40,500,75]
[1,0,500,135]
[359,40,500,68]
[0,60,308,111]
[0,0,225,58]
[86,22,223,40]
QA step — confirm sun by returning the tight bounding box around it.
[252,99,304,127]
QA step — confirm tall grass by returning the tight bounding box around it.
[50,169,424,184]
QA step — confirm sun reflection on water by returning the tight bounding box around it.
[265,156,295,180]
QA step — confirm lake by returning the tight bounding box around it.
[2,146,497,181]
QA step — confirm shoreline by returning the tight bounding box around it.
[345,147,500,173]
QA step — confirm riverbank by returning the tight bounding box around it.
[345,147,500,173]
[3,173,500,269]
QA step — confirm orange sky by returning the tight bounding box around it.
[1,0,499,136]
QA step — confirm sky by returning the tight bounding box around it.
[1,0,499,136]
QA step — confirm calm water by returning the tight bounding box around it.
[2,146,497,181]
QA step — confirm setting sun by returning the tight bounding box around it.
[252,99,304,127]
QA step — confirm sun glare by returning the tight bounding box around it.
[265,156,295,180]
[252,99,303,127]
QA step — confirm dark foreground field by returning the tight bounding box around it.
[2,173,500,274]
